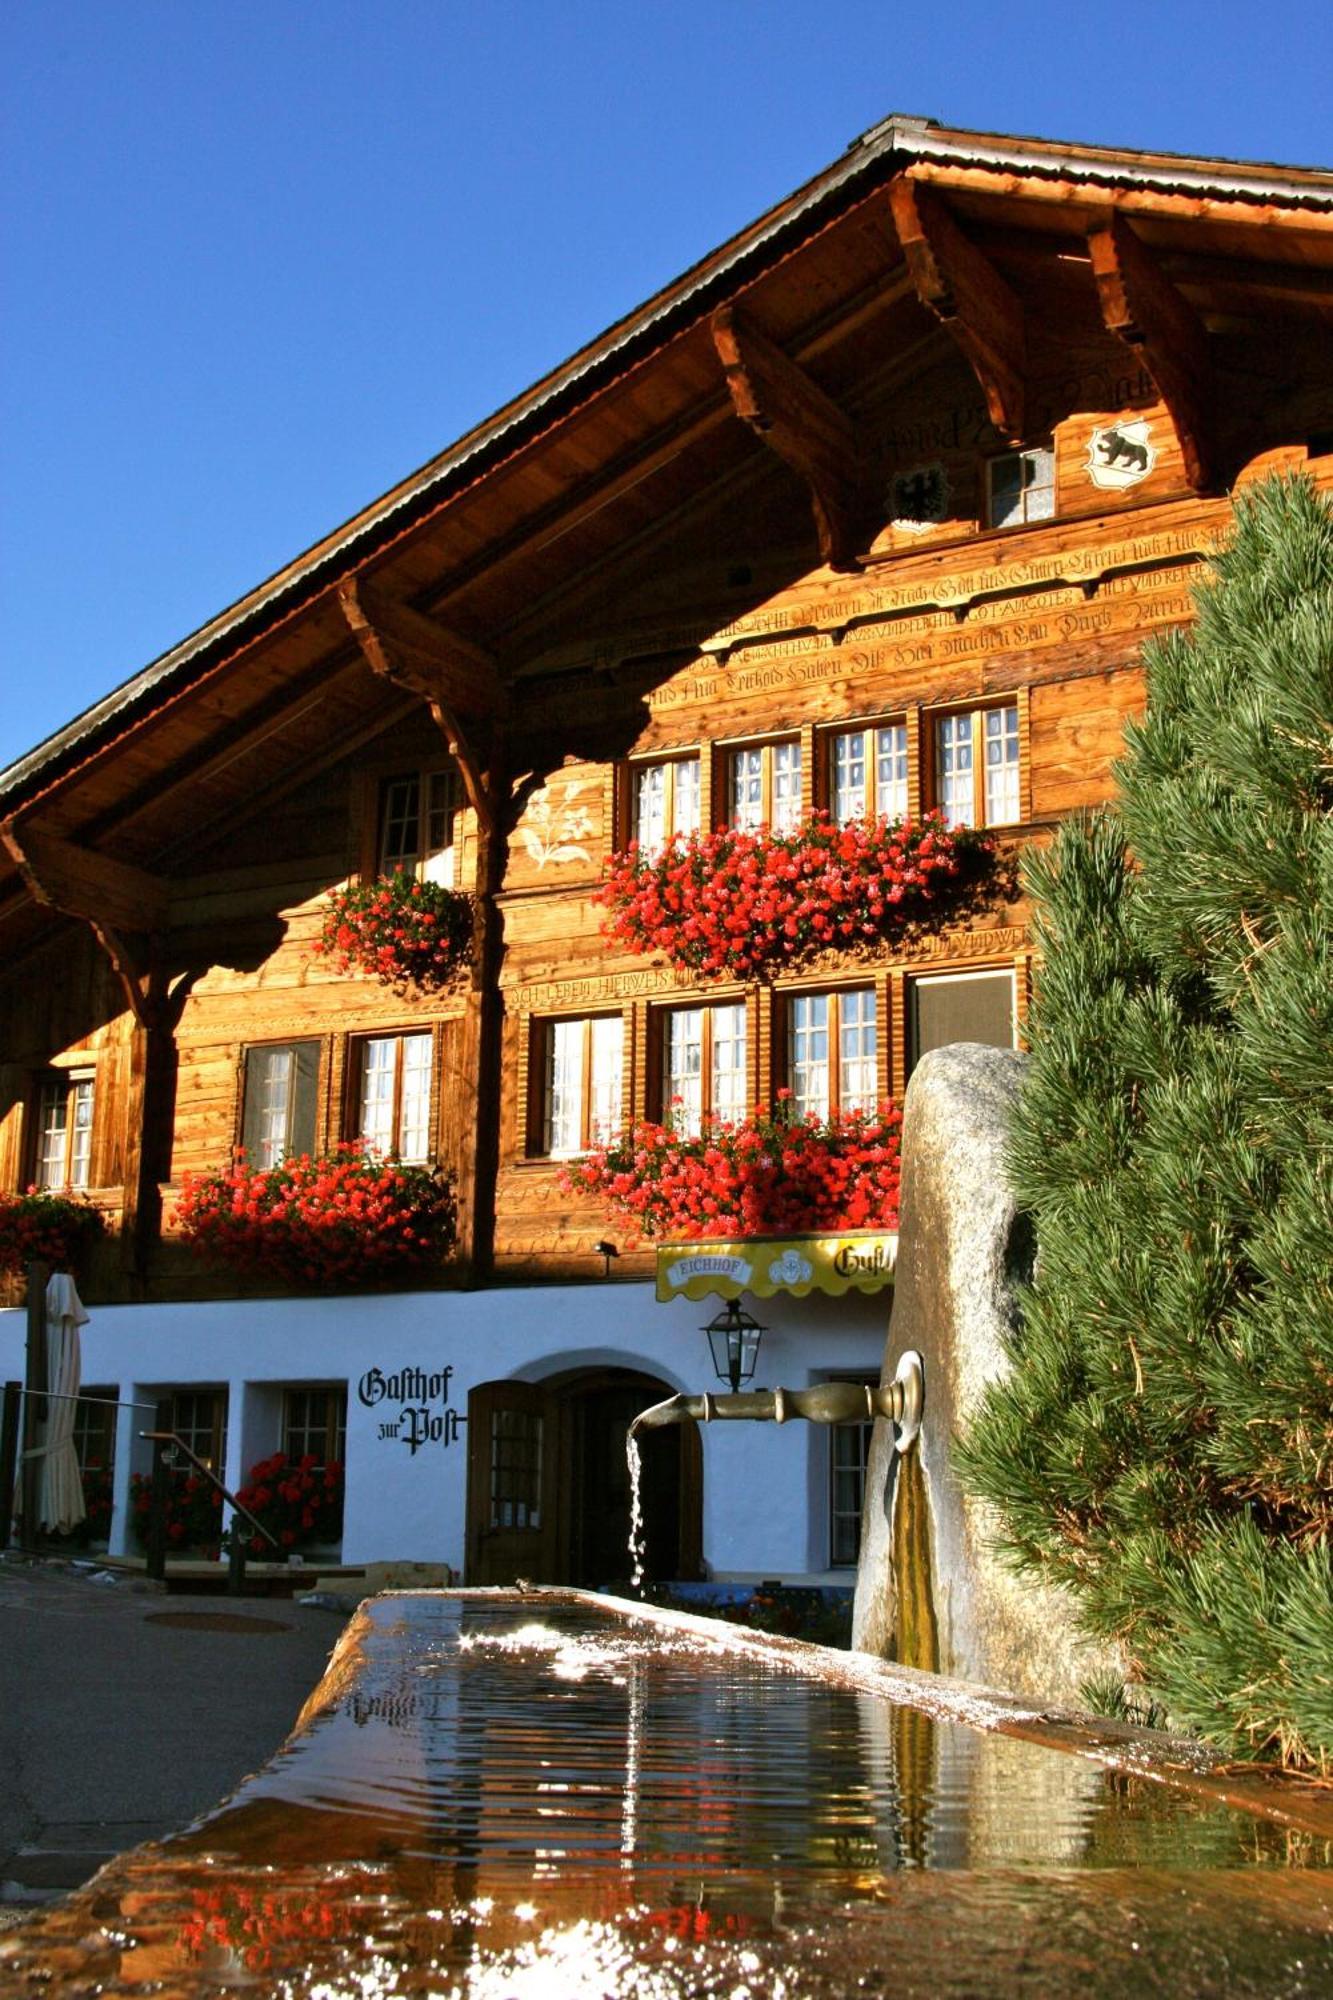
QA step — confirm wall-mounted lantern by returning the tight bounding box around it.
[702,1298,765,1394]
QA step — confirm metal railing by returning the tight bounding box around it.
[138,1424,280,1590]
[1,1382,280,1592]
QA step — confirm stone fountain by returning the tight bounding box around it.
[633,1042,1120,1703]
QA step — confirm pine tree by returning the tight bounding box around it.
[955,475,1333,1768]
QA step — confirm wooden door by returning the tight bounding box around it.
[465,1379,562,1584]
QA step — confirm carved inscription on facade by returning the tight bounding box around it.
[641,571,1197,714]
[509,925,1029,1011]
[509,965,699,1011]
[523,512,1220,689]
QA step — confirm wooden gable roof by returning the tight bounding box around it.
[1,115,1330,962]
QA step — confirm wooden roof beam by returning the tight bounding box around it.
[711,304,863,570]
[338,577,504,834]
[0,820,179,1029]
[1,821,168,936]
[337,577,504,720]
[888,176,1027,444]
[1089,211,1218,492]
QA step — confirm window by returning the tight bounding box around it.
[787,989,877,1120]
[728,739,802,834]
[540,1016,624,1156]
[169,1389,227,1475]
[986,445,1055,529]
[828,1374,877,1567]
[934,703,1020,828]
[660,1002,748,1137]
[355,1032,433,1162]
[829,723,909,825]
[378,768,457,885]
[631,755,701,853]
[283,1386,347,1469]
[491,1406,543,1530]
[34,1070,94,1189]
[72,1387,118,1479]
[240,1042,320,1167]
[909,969,1016,1072]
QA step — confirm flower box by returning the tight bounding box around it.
[312,872,473,993]
[174,1144,458,1290]
[0,1189,104,1276]
[596,810,996,982]
[560,1100,901,1245]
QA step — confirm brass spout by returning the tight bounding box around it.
[632,1351,923,1454]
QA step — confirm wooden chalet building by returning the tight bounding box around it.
[2,117,1330,1586]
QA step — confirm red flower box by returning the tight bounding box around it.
[312,871,473,992]
[561,1100,901,1244]
[174,1143,457,1289]
[0,1189,104,1275]
[596,810,995,982]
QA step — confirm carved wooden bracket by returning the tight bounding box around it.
[337,576,504,836]
[2,822,167,935]
[888,176,1027,444]
[711,304,863,570]
[0,816,205,1036]
[1088,211,1216,493]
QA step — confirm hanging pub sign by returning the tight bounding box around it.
[655,1233,898,1303]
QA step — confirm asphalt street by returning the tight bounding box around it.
[0,1557,345,1910]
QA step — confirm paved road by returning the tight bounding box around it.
[0,1557,346,1909]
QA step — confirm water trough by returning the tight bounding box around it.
[3,1587,1330,1997]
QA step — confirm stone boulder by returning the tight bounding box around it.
[852,1042,1122,1702]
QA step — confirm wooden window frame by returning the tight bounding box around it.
[282,1384,347,1470]
[530,1013,626,1159]
[238,1039,321,1168]
[652,1000,750,1134]
[364,765,460,884]
[72,1386,118,1478]
[169,1387,227,1476]
[907,967,1018,1077]
[824,718,912,826]
[722,735,804,834]
[781,985,879,1121]
[31,1066,96,1192]
[625,751,703,852]
[825,1370,878,1569]
[984,442,1056,530]
[348,1029,437,1163]
[929,698,1025,830]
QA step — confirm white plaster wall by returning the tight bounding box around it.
[0,1283,887,1578]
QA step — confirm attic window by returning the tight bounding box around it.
[985,445,1055,530]
[378,769,457,886]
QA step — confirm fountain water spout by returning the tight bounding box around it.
[631,1350,924,1453]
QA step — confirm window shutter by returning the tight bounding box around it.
[291,1042,320,1157]
[239,1049,267,1161]
[910,972,1015,1071]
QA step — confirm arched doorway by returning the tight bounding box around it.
[466,1367,701,1588]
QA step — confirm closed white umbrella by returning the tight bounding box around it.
[37,1271,88,1536]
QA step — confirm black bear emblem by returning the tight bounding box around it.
[1098,427,1151,472]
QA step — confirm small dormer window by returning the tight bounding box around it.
[378,769,457,885]
[986,445,1055,529]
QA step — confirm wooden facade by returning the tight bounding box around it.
[2,118,1331,1307]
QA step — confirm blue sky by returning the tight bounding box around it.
[2,0,1330,774]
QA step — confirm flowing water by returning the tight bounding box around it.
[3,1593,1330,1997]
[626,1432,646,1593]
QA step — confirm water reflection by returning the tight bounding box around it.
[2,1594,1330,1997]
